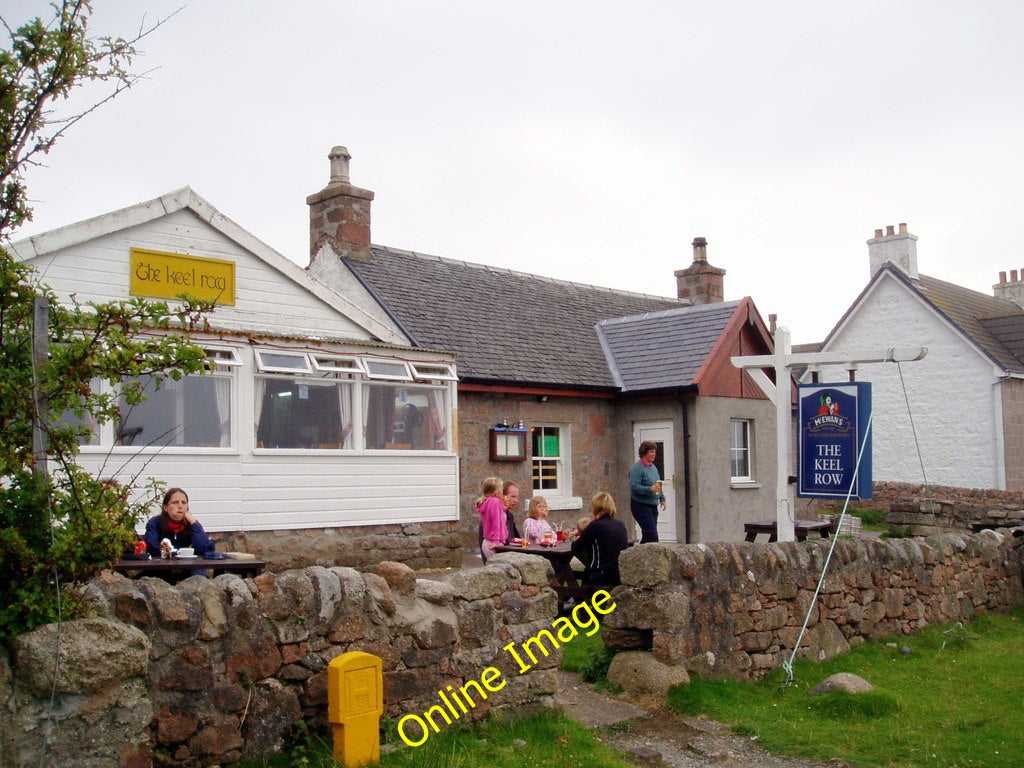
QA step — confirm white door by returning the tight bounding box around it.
[632,421,677,542]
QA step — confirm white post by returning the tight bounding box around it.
[732,326,926,545]
[773,326,794,541]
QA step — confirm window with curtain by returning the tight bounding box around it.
[730,418,753,481]
[362,381,450,450]
[255,376,352,449]
[117,370,233,448]
[531,424,567,494]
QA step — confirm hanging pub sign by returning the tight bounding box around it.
[797,382,872,499]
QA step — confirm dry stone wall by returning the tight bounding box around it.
[0,554,559,768]
[605,531,1024,680]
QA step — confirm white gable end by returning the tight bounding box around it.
[812,276,1003,489]
[10,188,407,344]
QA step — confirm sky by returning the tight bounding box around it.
[6,1,1024,344]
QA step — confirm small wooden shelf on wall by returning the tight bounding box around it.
[489,427,528,461]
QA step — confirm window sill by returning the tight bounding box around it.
[529,496,583,512]
[730,481,761,490]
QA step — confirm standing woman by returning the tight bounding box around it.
[628,440,665,543]
[144,487,214,558]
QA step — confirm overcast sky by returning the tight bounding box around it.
[6,1,1024,344]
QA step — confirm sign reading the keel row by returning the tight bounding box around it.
[797,382,872,499]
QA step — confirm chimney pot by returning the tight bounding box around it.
[898,223,908,235]
[676,236,724,304]
[328,145,352,185]
[999,271,1007,284]
[1012,269,1020,283]
[886,224,895,236]
[874,228,884,239]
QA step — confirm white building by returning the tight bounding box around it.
[10,186,462,569]
[803,224,1024,491]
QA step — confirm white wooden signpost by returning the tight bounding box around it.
[731,325,926,542]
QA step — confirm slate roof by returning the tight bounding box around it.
[597,302,741,392]
[345,246,689,388]
[824,265,1024,374]
[901,269,1024,374]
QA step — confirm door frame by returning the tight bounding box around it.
[632,420,677,542]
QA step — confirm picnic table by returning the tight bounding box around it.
[743,519,834,542]
[111,554,267,580]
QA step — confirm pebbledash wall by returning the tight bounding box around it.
[2,533,1022,767]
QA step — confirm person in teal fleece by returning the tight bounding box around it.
[628,440,665,543]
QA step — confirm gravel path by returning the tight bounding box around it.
[555,670,844,768]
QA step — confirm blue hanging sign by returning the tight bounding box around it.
[797,382,872,499]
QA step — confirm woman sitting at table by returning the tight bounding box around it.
[570,492,629,587]
[522,496,556,545]
[144,487,215,559]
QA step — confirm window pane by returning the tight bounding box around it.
[256,378,350,449]
[362,383,449,450]
[531,426,563,492]
[118,374,231,448]
[730,419,751,479]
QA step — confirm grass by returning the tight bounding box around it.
[231,709,639,768]
[667,608,1024,768]
[229,611,1024,768]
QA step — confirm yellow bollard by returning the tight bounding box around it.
[327,651,383,768]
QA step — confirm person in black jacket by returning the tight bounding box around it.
[571,492,629,587]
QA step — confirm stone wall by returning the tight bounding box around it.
[606,531,1024,680]
[212,520,464,573]
[0,554,559,768]
[836,482,1024,535]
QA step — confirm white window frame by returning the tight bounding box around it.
[362,357,413,381]
[204,346,243,367]
[730,418,754,482]
[531,423,569,497]
[255,349,313,374]
[410,361,457,381]
[312,354,364,374]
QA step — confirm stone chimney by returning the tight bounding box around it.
[675,237,726,304]
[306,146,375,265]
[868,223,918,279]
[993,268,1024,308]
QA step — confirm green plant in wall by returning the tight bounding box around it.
[0,2,208,639]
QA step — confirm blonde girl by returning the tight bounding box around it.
[522,496,556,544]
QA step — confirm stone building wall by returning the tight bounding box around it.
[457,392,619,544]
[212,520,464,573]
[605,531,1024,680]
[0,555,560,768]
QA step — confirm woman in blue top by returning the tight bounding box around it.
[628,440,665,543]
[144,487,214,559]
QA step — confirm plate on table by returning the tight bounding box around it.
[174,554,198,559]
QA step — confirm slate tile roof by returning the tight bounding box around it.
[909,270,1024,374]
[825,265,1024,374]
[345,246,689,388]
[597,302,741,392]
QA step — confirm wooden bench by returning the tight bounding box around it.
[744,519,834,542]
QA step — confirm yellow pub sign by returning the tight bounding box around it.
[130,248,236,305]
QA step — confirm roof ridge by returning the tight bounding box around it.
[596,299,740,327]
[369,244,687,304]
